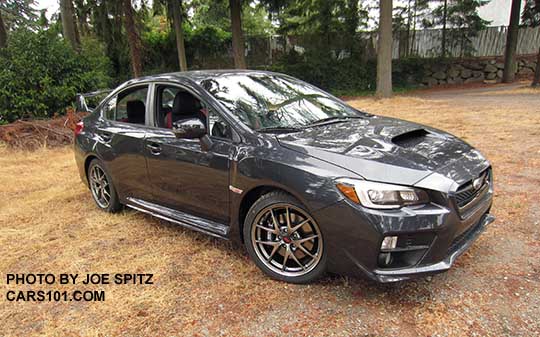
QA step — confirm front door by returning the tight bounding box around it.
[145,84,235,223]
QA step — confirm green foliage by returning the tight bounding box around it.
[270,52,431,95]
[0,29,111,122]
[188,25,231,54]
[278,0,368,36]
[426,0,491,57]
[142,21,233,73]
[391,57,428,87]
[522,0,540,27]
[0,0,38,30]
[188,0,273,35]
[270,50,376,93]
[142,18,178,75]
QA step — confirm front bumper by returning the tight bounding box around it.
[372,213,494,282]
[313,188,494,282]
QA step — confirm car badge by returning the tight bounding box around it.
[472,176,484,190]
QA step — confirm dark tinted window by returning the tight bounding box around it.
[156,85,203,129]
[104,86,148,124]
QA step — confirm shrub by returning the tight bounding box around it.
[270,50,376,94]
[0,29,111,123]
[271,50,433,94]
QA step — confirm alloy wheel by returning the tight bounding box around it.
[89,165,111,209]
[251,203,323,277]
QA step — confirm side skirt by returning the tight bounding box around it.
[125,197,229,239]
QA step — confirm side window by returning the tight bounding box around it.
[156,85,203,129]
[207,107,232,140]
[161,88,180,110]
[104,86,148,124]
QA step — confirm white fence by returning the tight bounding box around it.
[391,26,540,58]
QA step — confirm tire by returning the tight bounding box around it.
[243,191,327,283]
[87,159,122,213]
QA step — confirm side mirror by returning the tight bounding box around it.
[172,118,207,139]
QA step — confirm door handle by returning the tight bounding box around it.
[99,132,112,143]
[146,143,162,155]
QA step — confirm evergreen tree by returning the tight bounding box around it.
[230,0,247,68]
[60,0,81,50]
[122,0,143,77]
[153,0,188,71]
[0,11,6,48]
[0,0,38,48]
[425,0,490,57]
[522,0,540,26]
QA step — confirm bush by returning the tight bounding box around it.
[270,50,376,94]
[0,29,111,123]
[392,57,428,88]
[142,26,178,76]
[270,50,433,94]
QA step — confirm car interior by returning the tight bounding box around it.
[108,85,231,139]
[156,86,206,129]
[111,85,148,125]
[125,100,145,124]
[156,85,231,139]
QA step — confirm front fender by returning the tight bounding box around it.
[227,144,361,242]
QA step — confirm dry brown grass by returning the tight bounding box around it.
[1,84,539,336]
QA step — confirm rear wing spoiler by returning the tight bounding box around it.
[76,89,112,113]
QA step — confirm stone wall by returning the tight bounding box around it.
[421,56,538,87]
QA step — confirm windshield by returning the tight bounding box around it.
[199,74,362,131]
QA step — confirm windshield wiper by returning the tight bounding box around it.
[256,126,304,134]
[305,116,364,127]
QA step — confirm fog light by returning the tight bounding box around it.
[381,236,398,250]
[378,252,393,267]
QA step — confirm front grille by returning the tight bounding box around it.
[455,169,490,208]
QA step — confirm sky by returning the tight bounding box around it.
[35,0,514,28]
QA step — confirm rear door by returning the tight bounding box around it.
[144,83,235,223]
[93,84,154,202]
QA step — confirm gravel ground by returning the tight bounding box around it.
[1,83,539,336]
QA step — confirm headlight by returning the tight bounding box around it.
[335,178,429,209]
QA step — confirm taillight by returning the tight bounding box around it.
[75,121,84,136]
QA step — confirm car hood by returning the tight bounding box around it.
[276,116,490,190]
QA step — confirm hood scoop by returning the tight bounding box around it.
[391,129,429,148]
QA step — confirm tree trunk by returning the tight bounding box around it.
[171,0,188,71]
[411,0,417,55]
[532,46,540,87]
[376,0,393,98]
[0,10,7,49]
[122,0,143,78]
[229,0,247,69]
[73,0,81,45]
[503,0,522,83]
[405,0,412,57]
[441,0,447,57]
[73,0,90,36]
[60,0,80,50]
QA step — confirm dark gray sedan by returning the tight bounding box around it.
[74,70,494,283]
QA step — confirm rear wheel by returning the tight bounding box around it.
[87,159,122,213]
[244,192,326,283]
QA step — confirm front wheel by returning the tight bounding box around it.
[244,192,326,283]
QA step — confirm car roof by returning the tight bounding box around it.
[125,69,281,86]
